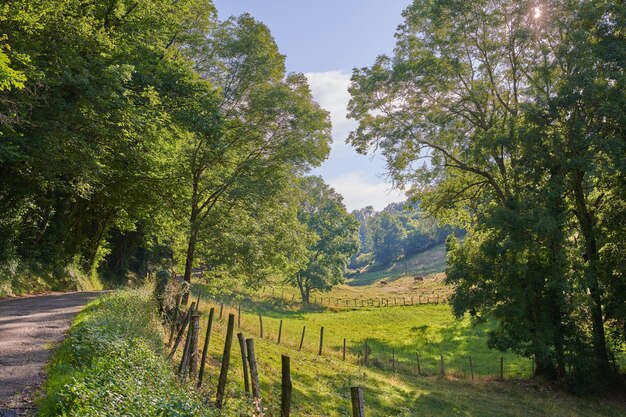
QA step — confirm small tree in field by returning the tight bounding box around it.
[289,176,360,303]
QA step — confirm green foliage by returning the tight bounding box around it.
[39,288,214,417]
[160,13,332,298]
[351,203,455,270]
[370,211,405,266]
[0,0,334,298]
[0,42,26,91]
[288,176,360,302]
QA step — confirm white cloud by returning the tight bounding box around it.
[305,70,356,153]
[328,171,404,212]
[304,70,405,211]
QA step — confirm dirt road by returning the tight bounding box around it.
[0,291,102,416]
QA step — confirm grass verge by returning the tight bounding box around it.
[38,288,213,417]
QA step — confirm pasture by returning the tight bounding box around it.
[188,291,625,417]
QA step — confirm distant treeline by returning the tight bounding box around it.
[350,202,462,270]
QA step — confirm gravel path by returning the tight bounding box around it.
[0,291,102,416]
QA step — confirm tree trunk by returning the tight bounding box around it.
[181,221,198,306]
[572,171,611,374]
[297,274,309,303]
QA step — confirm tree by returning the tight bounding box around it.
[289,176,360,303]
[352,206,375,253]
[347,0,624,384]
[370,212,405,267]
[173,14,332,303]
[0,0,216,286]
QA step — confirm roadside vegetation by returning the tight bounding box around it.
[39,288,214,417]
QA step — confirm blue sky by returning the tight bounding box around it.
[213,0,409,211]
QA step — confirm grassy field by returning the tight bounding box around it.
[212,302,529,378]
[184,251,625,416]
[189,299,625,417]
[347,243,448,286]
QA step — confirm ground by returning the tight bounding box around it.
[0,292,102,416]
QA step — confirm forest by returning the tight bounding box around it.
[350,202,458,271]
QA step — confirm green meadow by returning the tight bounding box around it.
[192,296,624,417]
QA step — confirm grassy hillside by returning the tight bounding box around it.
[192,297,625,417]
[348,243,448,286]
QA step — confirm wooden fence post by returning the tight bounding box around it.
[440,354,445,377]
[278,319,283,344]
[215,314,235,408]
[416,352,421,376]
[246,338,262,413]
[469,355,474,381]
[318,327,324,356]
[343,338,347,361]
[500,356,504,381]
[189,312,200,377]
[178,313,195,377]
[258,313,264,338]
[299,326,306,350]
[168,302,195,359]
[281,355,292,417]
[351,387,365,417]
[237,332,250,395]
[197,307,214,388]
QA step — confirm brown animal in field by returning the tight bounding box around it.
[379,280,388,286]
[414,275,424,282]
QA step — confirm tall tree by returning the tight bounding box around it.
[176,15,332,303]
[347,0,624,384]
[370,212,405,267]
[0,0,216,286]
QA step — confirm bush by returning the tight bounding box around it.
[39,288,215,417]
